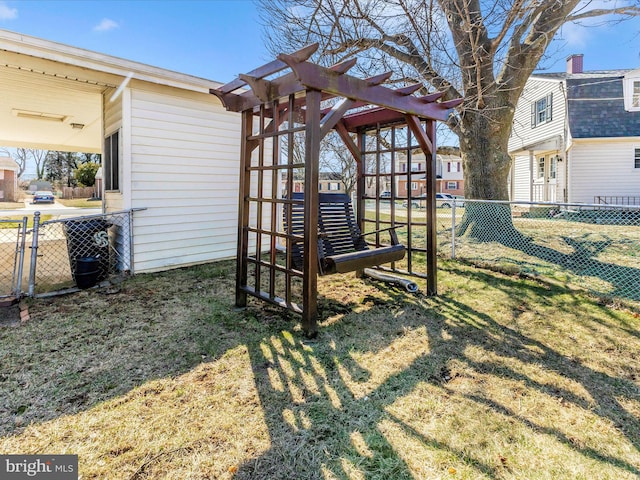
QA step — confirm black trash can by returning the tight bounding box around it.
[75,256,100,289]
[63,219,111,285]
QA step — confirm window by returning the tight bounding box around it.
[537,156,545,179]
[328,182,340,191]
[623,73,640,111]
[104,130,119,191]
[531,93,553,127]
[549,156,557,180]
[446,181,458,190]
[635,148,640,169]
[448,161,461,173]
[411,182,418,190]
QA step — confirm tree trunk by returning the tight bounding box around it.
[456,110,523,241]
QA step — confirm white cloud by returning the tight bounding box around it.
[93,18,119,32]
[559,0,627,48]
[0,1,18,20]
[559,22,590,48]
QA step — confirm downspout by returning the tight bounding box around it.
[560,81,569,203]
[509,155,515,201]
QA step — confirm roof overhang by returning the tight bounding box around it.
[509,135,563,155]
[0,29,221,153]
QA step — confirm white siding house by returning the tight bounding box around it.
[509,55,640,204]
[0,29,242,273]
[508,74,566,202]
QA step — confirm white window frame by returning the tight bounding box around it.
[411,182,418,190]
[446,181,458,190]
[623,73,640,112]
[549,156,557,180]
[448,161,461,173]
[537,156,545,180]
[531,93,553,128]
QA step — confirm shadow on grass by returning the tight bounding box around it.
[1,260,638,478]
[0,262,247,438]
[459,210,640,301]
[237,265,640,479]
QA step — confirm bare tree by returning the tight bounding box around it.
[320,131,358,196]
[259,0,640,234]
[31,149,49,180]
[0,147,27,178]
[0,147,51,179]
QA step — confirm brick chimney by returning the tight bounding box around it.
[566,54,584,74]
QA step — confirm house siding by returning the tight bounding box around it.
[568,139,640,204]
[511,154,532,201]
[103,87,124,212]
[128,84,241,272]
[508,78,565,154]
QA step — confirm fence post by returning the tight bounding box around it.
[27,212,41,297]
[451,202,456,259]
[14,217,28,297]
[127,210,135,274]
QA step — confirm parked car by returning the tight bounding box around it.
[380,191,392,198]
[32,191,55,204]
[402,193,465,208]
[436,193,464,208]
[402,199,420,208]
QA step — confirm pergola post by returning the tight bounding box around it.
[302,89,321,336]
[426,120,438,295]
[235,110,253,307]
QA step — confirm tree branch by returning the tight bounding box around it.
[567,6,640,22]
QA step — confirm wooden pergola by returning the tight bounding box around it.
[212,44,461,336]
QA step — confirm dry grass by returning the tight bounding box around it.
[0,201,25,210]
[1,259,639,479]
[57,198,102,208]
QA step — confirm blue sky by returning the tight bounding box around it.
[0,0,639,83]
[0,0,269,82]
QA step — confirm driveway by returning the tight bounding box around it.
[0,200,101,217]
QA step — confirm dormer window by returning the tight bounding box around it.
[623,70,640,112]
[531,93,553,127]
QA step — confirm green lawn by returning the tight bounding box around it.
[0,214,52,228]
[1,259,639,479]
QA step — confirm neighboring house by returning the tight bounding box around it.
[397,152,464,198]
[0,156,19,201]
[319,172,346,193]
[509,54,640,204]
[0,29,241,273]
[281,171,346,194]
[436,154,464,196]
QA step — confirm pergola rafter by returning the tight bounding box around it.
[211,44,462,336]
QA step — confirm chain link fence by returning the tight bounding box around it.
[437,200,640,304]
[30,210,134,296]
[0,218,27,299]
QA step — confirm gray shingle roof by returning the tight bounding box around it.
[533,69,632,80]
[565,74,640,138]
